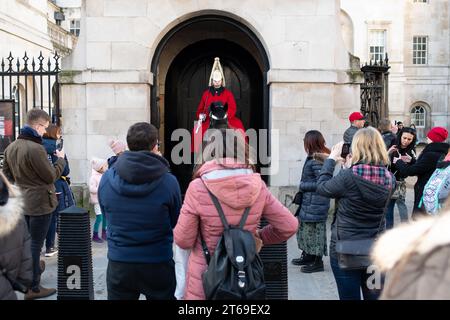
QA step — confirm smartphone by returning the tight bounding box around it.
[56,138,64,151]
[341,143,351,159]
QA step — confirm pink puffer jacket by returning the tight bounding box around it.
[89,169,103,204]
[174,159,299,300]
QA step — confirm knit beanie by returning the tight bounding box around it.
[427,127,448,143]
[91,157,107,172]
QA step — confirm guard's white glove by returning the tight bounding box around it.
[199,113,206,122]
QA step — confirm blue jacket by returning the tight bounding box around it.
[42,138,74,209]
[98,150,181,264]
[296,155,330,222]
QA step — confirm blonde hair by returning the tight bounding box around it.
[351,127,390,166]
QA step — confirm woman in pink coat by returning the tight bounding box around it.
[174,129,299,300]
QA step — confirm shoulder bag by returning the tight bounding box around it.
[335,187,393,270]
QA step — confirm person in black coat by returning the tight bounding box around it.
[292,131,331,273]
[316,127,395,300]
[394,126,449,219]
[385,127,417,229]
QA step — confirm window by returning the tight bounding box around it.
[413,36,428,65]
[413,0,428,3]
[369,30,386,62]
[70,19,80,37]
[411,106,426,128]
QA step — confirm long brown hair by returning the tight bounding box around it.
[193,129,256,178]
[43,124,61,140]
[303,130,330,155]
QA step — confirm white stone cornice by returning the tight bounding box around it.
[0,14,53,50]
[59,69,153,85]
[267,69,363,84]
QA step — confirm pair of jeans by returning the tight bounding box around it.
[330,254,382,300]
[385,199,409,230]
[107,260,176,300]
[45,193,68,249]
[25,214,52,289]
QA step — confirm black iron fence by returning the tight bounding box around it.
[0,51,61,153]
[360,54,390,129]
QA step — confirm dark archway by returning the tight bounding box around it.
[165,39,263,194]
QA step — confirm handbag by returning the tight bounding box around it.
[293,191,303,206]
[292,191,303,217]
[335,187,393,270]
[391,180,406,200]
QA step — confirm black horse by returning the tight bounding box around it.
[208,101,229,129]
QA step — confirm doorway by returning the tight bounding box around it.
[165,39,264,194]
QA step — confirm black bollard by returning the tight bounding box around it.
[57,205,94,300]
[259,219,288,299]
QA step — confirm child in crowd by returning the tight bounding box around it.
[89,158,108,243]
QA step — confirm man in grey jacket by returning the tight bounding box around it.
[343,111,366,144]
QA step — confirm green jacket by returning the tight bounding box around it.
[3,138,66,215]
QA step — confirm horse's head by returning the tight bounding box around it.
[208,102,229,129]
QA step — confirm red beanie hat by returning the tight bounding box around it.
[427,127,448,143]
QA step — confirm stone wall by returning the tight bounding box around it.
[62,0,362,192]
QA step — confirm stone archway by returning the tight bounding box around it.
[150,14,270,194]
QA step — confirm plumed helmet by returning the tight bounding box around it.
[209,57,226,87]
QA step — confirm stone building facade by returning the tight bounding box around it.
[61,0,362,197]
[341,0,450,142]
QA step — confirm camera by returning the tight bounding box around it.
[341,143,351,159]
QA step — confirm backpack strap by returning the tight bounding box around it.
[199,232,211,265]
[206,189,230,230]
[199,179,251,265]
[238,207,251,229]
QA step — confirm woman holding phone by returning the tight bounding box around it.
[42,124,74,257]
[385,127,417,228]
[316,127,395,300]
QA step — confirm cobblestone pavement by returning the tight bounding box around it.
[21,180,416,300]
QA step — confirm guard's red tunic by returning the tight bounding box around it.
[192,87,246,152]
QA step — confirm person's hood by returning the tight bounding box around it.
[372,210,450,272]
[42,138,56,155]
[197,158,262,210]
[351,171,391,204]
[108,151,170,197]
[0,185,23,237]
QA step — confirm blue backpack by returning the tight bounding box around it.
[420,164,450,215]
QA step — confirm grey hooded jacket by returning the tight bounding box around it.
[0,186,32,300]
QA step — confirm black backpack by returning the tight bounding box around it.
[200,188,266,300]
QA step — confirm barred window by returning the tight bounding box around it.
[70,19,80,37]
[413,36,427,65]
[411,106,426,128]
[369,30,386,62]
